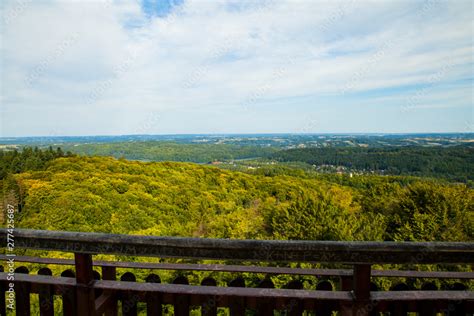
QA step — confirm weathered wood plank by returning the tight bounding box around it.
[2,255,474,280]
[93,280,354,301]
[1,229,473,264]
[371,291,474,301]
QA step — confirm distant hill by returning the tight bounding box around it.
[1,133,473,147]
[271,146,474,183]
[60,141,277,163]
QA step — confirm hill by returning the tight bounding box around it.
[5,156,472,242]
[61,141,276,163]
[271,146,474,183]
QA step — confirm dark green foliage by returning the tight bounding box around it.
[271,146,474,182]
[61,141,277,163]
[0,146,72,180]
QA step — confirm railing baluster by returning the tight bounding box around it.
[315,280,333,316]
[60,269,77,316]
[285,280,304,316]
[37,268,54,316]
[389,283,409,316]
[145,273,162,316]
[14,266,30,316]
[228,277,246,316]
[92,270,102,299]
[172,276,190,316]
[74,253,96,316]
[339,274,353,316]
[419,282,437,316]
[256,278,274,316]
[201,277,217,316]
[102,266,117,316]
[448,283,467,315]
[368,282,378,316]
[120,272,137,316]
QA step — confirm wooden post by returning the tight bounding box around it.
[102,266,118,316]
[256,278,274,316]
[228,277,246,316]
[389,283,409,316]
[316,280,333,316]
[60,270,77,316]
[340,275,353,316]
[173,276,190,316]
[285,280,304,316]
[37,268,54,316]
[145,274,162,316]
[120,272,137,316]
[74,253,96,316]
[353,264,371,316]
[201,277,217,316]
[14,266,30,316]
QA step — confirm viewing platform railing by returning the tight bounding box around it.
[0,228,473,315]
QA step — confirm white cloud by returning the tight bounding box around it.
[0,0,472,136]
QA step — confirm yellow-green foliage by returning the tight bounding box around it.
[10,156,473,243]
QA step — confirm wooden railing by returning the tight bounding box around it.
[0,228,473,315]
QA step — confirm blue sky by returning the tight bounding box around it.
[0,0,472,136]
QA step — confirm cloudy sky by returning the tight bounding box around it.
[0,0,472,136]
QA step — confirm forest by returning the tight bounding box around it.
[30,140,474,186]
[0,146,72,180]
[1,149,471,243]
[59,141,276,163]
[271,145,474,183]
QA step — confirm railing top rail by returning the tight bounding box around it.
[1,229,474,264]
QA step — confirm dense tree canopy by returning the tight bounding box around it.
[61,141,276,163]
[271,146,474,183]
[5,156,471,243]
[0,146,71,180]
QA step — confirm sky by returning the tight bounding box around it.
[0,0,473,137]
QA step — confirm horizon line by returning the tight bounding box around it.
[1,132,473,140]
